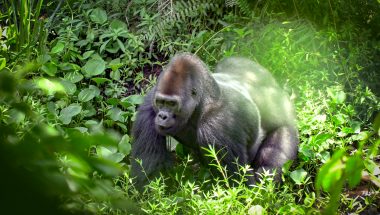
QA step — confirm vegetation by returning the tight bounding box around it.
[0,0,379,214]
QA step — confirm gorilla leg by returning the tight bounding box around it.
[253,126,298,181]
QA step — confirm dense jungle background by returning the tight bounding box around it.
[0,0,379,214]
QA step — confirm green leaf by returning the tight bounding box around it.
[126,94,144,105]
[82,58,106,77]
[0,58,6,70]
[59,79,77,95]
[59,63,81,71]
[64,71,84,83]
[78,87,98,102]
[312,133,333,146]
[100,39,111,54]
[364,159,378,175]
[374,113,380,136]
[109,58,123,72]
[97,146,125,163]
[83,50,95,59]
[36,54,51,64]
[110,19,128,30]
[74,127,88,133]
[106,41,120,53]
[116,39,126,53]
[107,98,119,105]
[316,150,345,192]
[118,134,131,155]
[35,78,65,95]
[335,91,346,104]
[91,77,111,84]
[51,41,65,54]
[110,70,120,80]
[41,62,57,76]
[108,107,126,122]
[59,104,82,124]
[346,155,364,188]
[290,168,308,185]
[90,8,107,24]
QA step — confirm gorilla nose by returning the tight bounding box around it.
[158,112,168,120]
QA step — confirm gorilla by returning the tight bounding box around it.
[131,53,298,188]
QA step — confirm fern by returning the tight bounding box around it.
[236,0,252,16]
[139,0,220,42]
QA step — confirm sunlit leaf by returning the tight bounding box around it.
[335,91,346,104]
[364,159,378,175]
[290,168,308,185]
[41,62,57,76]
[346,154,364,188]
[109,58,123,72]
[374,113,380,136]
[35,78,65,95]
[316,150,345,192]
[51,41,65,54]
[0,58,6,70]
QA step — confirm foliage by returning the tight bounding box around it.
[0,0,379,214]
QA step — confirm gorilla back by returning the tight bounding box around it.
[131,53,298,188]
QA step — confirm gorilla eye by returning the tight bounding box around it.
[191,88,197,96]
[167,101,176,107]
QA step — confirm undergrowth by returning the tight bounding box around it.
[0,0,379,214]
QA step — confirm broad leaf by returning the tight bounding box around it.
[290,168,308,185]
[92,77,111,84]
[64,71,84,83]
[0,58,6,70]
[78,87,97,102]
[108,107,126,122]
[82,58,106,77]
[126,94,144,105]
[83,50,95,59]
[90,8,107,24]
[118,134,131,155]
[35,78,65,95]
[41,62,57,76]
[51,42,65,54]
[59,79,77,95]
[110,19,128,30]
[59,103,82,124]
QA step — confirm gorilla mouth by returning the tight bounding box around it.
[156,124,174,134]
[159,125,171,131]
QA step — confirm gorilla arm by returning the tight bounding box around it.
[130,89,174,188]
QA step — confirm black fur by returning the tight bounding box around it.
[130,53,299,189]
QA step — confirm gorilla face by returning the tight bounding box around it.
[153,79,199,135]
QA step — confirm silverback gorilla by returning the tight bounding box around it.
[131,53,298,188]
